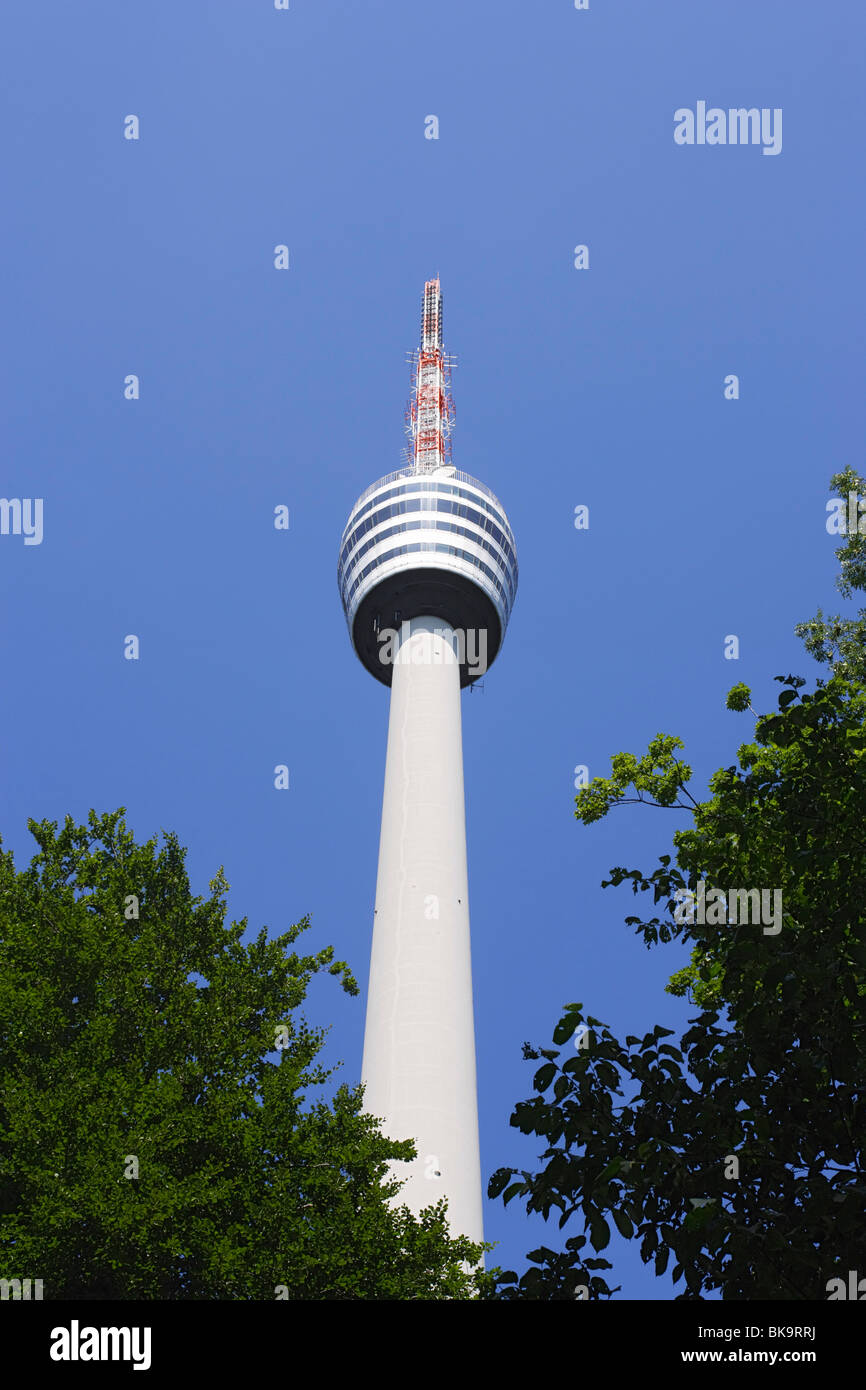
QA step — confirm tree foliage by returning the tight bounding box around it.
[491,473,866,1300]
[795,466,866,681]
[0,810,490,1298]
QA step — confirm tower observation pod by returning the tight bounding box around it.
[337,279,518,1245]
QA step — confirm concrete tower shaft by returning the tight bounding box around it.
[362,618,482,1241]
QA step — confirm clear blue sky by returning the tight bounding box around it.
[3,1,863,1298]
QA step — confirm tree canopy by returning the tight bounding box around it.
[0,810,489,1298]
[489,469,866,1300]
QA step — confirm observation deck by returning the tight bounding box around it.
[338,465,518,687]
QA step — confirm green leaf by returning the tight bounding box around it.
[487,1168,514,1200]
[553,1008,582,1045]
[590,1215,611,1251]
[612,1209,634,1239]
[533,1063,557,1092]
[553,1075,570,1102]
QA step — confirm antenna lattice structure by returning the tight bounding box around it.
[405,278,455,473]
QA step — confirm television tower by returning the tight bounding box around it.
[337,279,518,1243]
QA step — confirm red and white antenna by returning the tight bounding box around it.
[405,277,455,473]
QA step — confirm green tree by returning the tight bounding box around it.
[0,810,490,1299]
[794,466,866,682]
[490,473,866,1300]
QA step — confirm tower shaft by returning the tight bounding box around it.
[361,617,483,1242]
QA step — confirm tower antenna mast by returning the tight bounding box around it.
[406,277,455,474]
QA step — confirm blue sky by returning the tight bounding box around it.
[3,1,863,1297]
